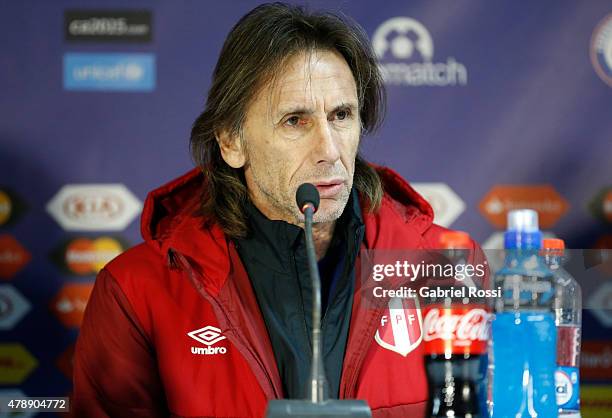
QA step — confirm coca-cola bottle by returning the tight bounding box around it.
[423,231,489,418]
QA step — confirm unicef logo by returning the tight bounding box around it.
[591,14,612,87]
[372,17,434,61]
[372,16,467,87]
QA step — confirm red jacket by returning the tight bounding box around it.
[72,165,478,418]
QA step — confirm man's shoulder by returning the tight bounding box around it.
[365,190,433,235]
[368,165,434,232]
[103,242,169,286]
[370,191,480,250]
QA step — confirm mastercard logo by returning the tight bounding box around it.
[52,236,127,276]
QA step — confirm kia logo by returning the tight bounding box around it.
[62,193,124,220]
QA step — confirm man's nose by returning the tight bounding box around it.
[312,120,341,164]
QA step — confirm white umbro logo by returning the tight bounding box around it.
[188,325,226,346]
[187,325,228,355]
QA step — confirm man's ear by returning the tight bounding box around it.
[216,129,246,168]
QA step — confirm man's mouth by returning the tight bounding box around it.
[313,180,345,198]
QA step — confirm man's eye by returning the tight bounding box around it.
[336,109,350,120]
[286,116,300,126]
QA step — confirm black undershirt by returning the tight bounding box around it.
[235,190,364,399]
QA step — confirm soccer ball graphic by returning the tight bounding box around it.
[372,17,434,61]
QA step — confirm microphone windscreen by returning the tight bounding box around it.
[296,183,320,213]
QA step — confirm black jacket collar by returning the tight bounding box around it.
[239,188,363,269]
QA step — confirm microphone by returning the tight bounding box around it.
[296,183,326,402]
[264,184,371,418]
[296,183,320,216]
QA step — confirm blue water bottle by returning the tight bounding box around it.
[489,209,558,418]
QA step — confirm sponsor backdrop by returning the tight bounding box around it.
[0,1,611,416]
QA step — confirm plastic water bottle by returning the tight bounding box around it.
[489,209,558,418]
[542,238,582,418]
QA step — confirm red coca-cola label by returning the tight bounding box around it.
[423,306,490,355]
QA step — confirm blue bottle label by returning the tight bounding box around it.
[555,366,580,409]
[490,312,558,418]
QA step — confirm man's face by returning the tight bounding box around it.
[227,49,361,225]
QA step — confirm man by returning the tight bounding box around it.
[72,3,480,417]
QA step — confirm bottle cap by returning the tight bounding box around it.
[439,231,471,249]
[542,238,565,250]
[542,238,565,256]
[507,209,539,232]
[504,209,542,249]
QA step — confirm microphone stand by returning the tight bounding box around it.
[265,185,371,418]
[303,203,326,403]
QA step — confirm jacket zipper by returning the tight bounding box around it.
[342,302,385,398]
[171,248,281,400]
